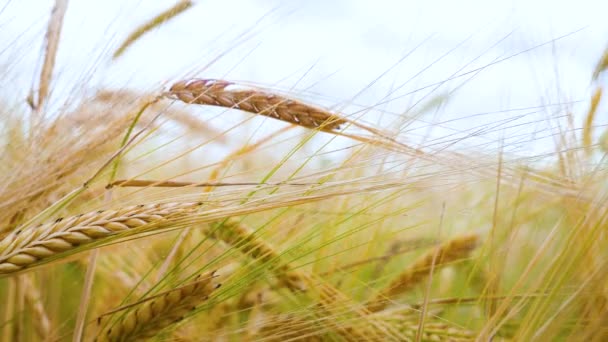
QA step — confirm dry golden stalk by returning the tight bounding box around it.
[583,87,603,155]
[365,234,479,312]
[97,272,220,342]
[0,202,202,275]
[592,46,608,80]
[113,0,193,59]
[36,0,68,110]
[167,79,432,158]
[22,276,52,339]
[167,79,347,131]
[0,94,151,234]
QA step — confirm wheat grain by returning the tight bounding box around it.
[0,202,202,275]
[113,0,193,59]
[167,79,347,130]
[365,234,479,312]
[97,272,220,342]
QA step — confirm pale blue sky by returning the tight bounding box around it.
[1,0,606,157]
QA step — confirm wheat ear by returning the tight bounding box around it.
[166,78,432,158]
[365,234,479,312]
[210,219,306,292]
[113,0,193,59]
[592,46,608,81]
[34,0,68,111]
[211,220,403,341]
[0,202,202,275]
[583,87,603,155]
[22,276,52,339]
[166,79,348,131]
[97,272,220,342]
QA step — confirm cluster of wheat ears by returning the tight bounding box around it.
[1,1,608,341]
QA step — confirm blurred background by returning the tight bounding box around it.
[1,0,607,157]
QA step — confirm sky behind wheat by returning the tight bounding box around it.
[1,0,607,157]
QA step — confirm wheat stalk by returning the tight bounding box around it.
[166,79,348,131]
[96,272,220,342]
[365,234,479,312]
[113,0,193,59]
[0,202,202,275]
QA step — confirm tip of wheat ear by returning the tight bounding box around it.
[0,202,203,275]
[167,78,348,130]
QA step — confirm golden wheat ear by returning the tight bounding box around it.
[0,202,203,275]
[165,78,431,157]
[96,272,220,342]
[365,234,480,312]
[112,0,194,60]
[209,219,307,292]
[592,46,608,81]
[166,79,348,130]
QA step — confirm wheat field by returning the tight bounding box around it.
[1,1,607,341]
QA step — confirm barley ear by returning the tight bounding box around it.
[365,234,479,312]
[210,219,307,292]
[0,202,203,275]
[22,275,52,339]
[97,272,220,342]
[36,0,68,111]
[113,0,193,59]
[167,79,348,131]
[583,87,603,155]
